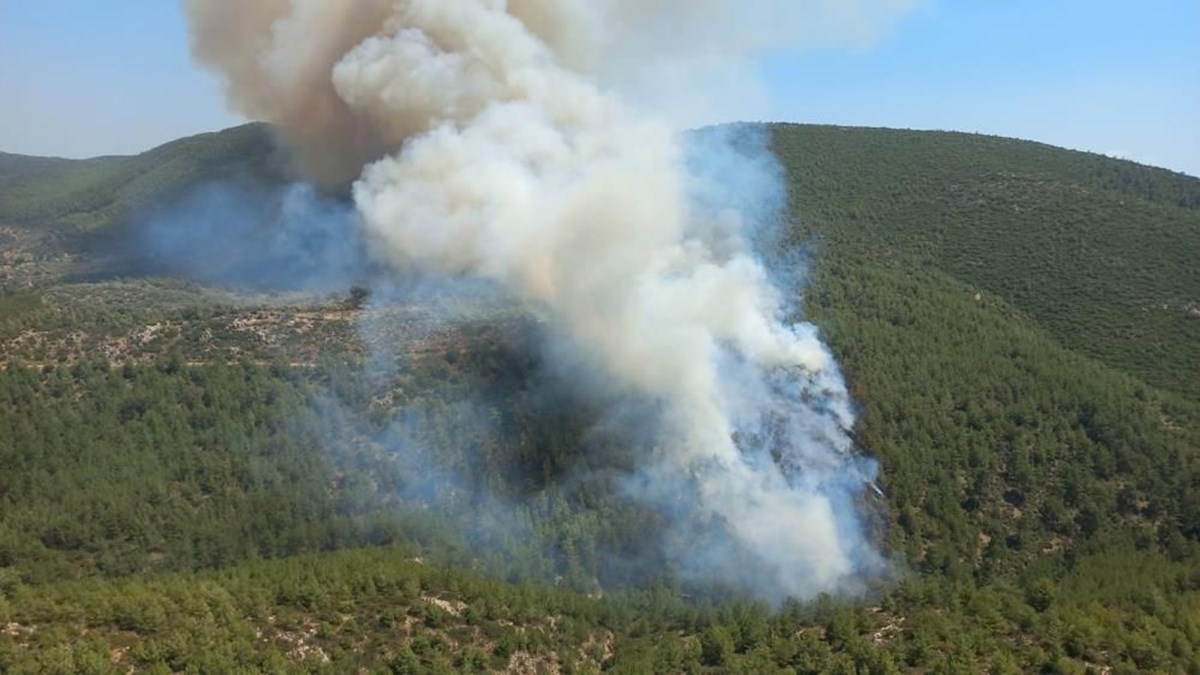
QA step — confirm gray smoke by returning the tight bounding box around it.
[184,0,907,599]
[139,182,368,292]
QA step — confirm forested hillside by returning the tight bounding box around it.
[0,124,283,232]
[775,125,1200,399]
[1,124,1197,673]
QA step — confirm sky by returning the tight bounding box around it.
[1,1,1197,176]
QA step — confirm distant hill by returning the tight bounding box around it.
[4,123,1196,399]
[0,123,285,232]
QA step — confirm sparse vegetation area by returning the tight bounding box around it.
[0,124,1197,672]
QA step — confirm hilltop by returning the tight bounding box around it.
[774,124,1200,399]
[4,122,1196,395]
[0,124,1198,672]
[0,123,283,232]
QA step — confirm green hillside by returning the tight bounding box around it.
[774,124,1200,399]
[0,124,1198,673]
[0,123,283,232]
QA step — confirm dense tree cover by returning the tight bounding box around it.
[0,328,662,589]
[0,124,283,232]
[0,359,363,582]
[773,124,1200,400]
[1,545,1197,672]
[0,123,1198,671]
[806,255,1200,577]
[1,284,1195,671]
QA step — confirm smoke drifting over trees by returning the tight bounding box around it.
[182,0,910,599]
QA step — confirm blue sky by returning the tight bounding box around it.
[2,1,1197,176]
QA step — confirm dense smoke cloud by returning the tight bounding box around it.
[184,0,915,183]
[183,0,906,598]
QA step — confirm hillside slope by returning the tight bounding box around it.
[0,123,284,232]
[5,122,1195,397]
[1,124,1197,672]
[774,124,1200,400]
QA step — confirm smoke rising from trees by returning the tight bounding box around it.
[183,0,907,598]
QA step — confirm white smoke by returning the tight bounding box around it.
[184,0,907,598]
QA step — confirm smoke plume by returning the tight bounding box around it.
[184,0,906,599]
